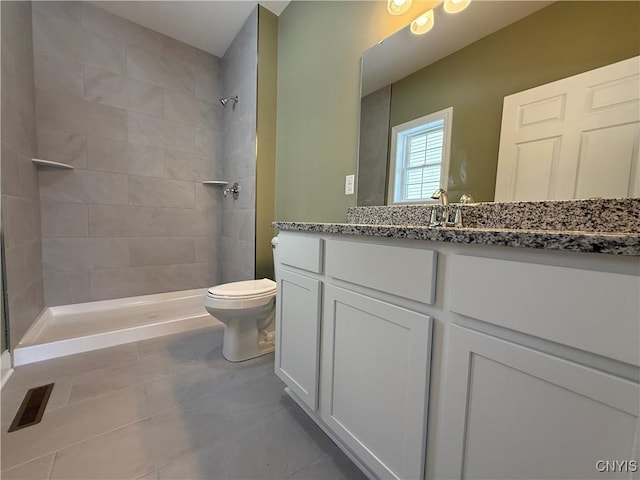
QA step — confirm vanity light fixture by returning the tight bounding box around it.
[387,0,412,16]
[410,9,435,35]
[443,0,471,14]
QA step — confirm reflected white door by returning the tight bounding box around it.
[495,56,640,201]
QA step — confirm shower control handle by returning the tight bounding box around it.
[223,182,241,200]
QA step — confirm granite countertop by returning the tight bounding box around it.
[273,222,640,255]
[273,199,640,256]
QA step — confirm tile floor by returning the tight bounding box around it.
[1,325,367,479]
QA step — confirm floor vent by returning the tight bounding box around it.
[8,383,54,432]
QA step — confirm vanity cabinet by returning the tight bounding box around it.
[274,230,640,480]
[320,285,432,479]
[435,254,640,480]
[274,232,436,479]
[437,325,639,480]
[320,238,436,478]
[274,234,324,411]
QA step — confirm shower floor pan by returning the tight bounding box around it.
[13,288,220,366]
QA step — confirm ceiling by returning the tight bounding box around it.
[91,1,290,58]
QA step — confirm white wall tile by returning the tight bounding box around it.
[80,2,128,41]
[34,51,84,97]
[84,66,163,116]
[127,44,195,95]
[36,128,87,169]
[88,205,166,238]
[39,169,129,205]
[36,89,126,140]
[1,143,24,197]
[220,8,258,282]
[87,137,164,177]
[194,58,223,104]
[163,209,218,237]
[44,270,90,306]
[2,0,43,347]
[164,90,221,130]
[42,237,128,273]
[40,201,89,238]
[194,127,223,156]
[33,3,125,75]
[128,176,195,208]
[164,150,220,182]
[129,237,195,267]
[127,111,194,152]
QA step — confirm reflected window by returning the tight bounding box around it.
[388,107,452,204]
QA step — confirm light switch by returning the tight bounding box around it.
[345,174,355,195]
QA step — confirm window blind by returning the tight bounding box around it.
[402,120,445,201]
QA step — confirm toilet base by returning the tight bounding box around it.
[220,309,275,362]
[204,291,276,363]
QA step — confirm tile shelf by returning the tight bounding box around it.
[32,158,74,169]
[202,181,229,186]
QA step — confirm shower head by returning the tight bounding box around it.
[219,96,238,107]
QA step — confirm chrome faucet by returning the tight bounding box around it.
[450,193,475,228]
[459,193,475,204]
[430,188,450,227]
[431,188,449,207]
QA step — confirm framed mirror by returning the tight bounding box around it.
[357,1,640,206]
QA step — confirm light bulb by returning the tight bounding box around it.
[443,0,471,14]
[410,9,434,35]
[387,0,412,16]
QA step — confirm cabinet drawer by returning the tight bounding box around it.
[449,255,640,367]
[325,239,437,304]
[277,233,323,273]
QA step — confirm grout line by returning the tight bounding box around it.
[284,450,327,480]
[0,451,56,477]
[134,468,159,480]
[47,450,56,479]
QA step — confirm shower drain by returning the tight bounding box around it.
[7,383,54,432]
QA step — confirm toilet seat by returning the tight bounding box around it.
[207,279,276,300]
[205,279,276,310]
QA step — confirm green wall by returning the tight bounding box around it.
[256,6,278,279]
[275,1,430,222]
[390,1,640,202]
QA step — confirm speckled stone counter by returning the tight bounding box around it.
[273,199,640,255]
[346,198,640,233]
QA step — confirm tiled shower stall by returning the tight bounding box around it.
[1,1,259,348]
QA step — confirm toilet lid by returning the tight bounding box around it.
[207,278,276,299]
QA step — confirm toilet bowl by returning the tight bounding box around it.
[203,278,276,362]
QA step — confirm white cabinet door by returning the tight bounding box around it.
[320,285,433,480]
[435,325,640,480]
[495,56,640,201]
[275,268,322,411]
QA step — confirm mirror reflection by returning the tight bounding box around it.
[357,1,640,206]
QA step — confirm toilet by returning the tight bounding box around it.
[204,278,276,362]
